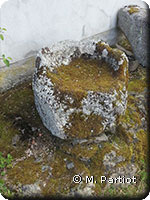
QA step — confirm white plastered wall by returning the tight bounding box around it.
[0,0,148,63]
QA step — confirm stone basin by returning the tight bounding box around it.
[32,40,128,139]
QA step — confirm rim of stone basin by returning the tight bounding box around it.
[32,40,129,140]
[35,40,128,73]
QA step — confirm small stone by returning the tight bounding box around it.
[31,127,37,132]
[43,182,46,187]
[34,157,43,163]
[131,155,135,163]
[128,128,136,135]
[22,183,41,197]
[25,149,33,157]
[98,144,103,149]
[116,43,133,56]
[138,104,146,115]
[118,5,149,66]
[141,117,146,127]
[103,150,125,172]
[21,129,25,134]
[129,60,139,72]
[75,65,80,68]
[116,155,125,163]
[66,162,74,170]
[93,134,108,143]
[41,165,49,172]
[71,182,95,197]
[15,116,22,121]
[12,134,20,146]
[72,139,88,145]
[109,124,117,134]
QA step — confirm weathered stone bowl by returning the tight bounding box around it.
[32,40,128,139]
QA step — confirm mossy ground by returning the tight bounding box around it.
[0,41,148,198]
[59,141,99,160]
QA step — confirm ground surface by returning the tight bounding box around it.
[0,33,148,199]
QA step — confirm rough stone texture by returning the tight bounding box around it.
[21,182,42,197]
[33,40,128,139]
[129,60,139,72]
[103,150,125,171]
[69,182,95,197]
[104,164,137,188]
[118,5,149,66]
[0,57,35,93]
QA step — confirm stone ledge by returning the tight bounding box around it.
[0,56,35,93]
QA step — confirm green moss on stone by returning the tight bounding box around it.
[65,112,103,138]
[47,57,124,94]
[128,7,139,14]
[96,42,128,84]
